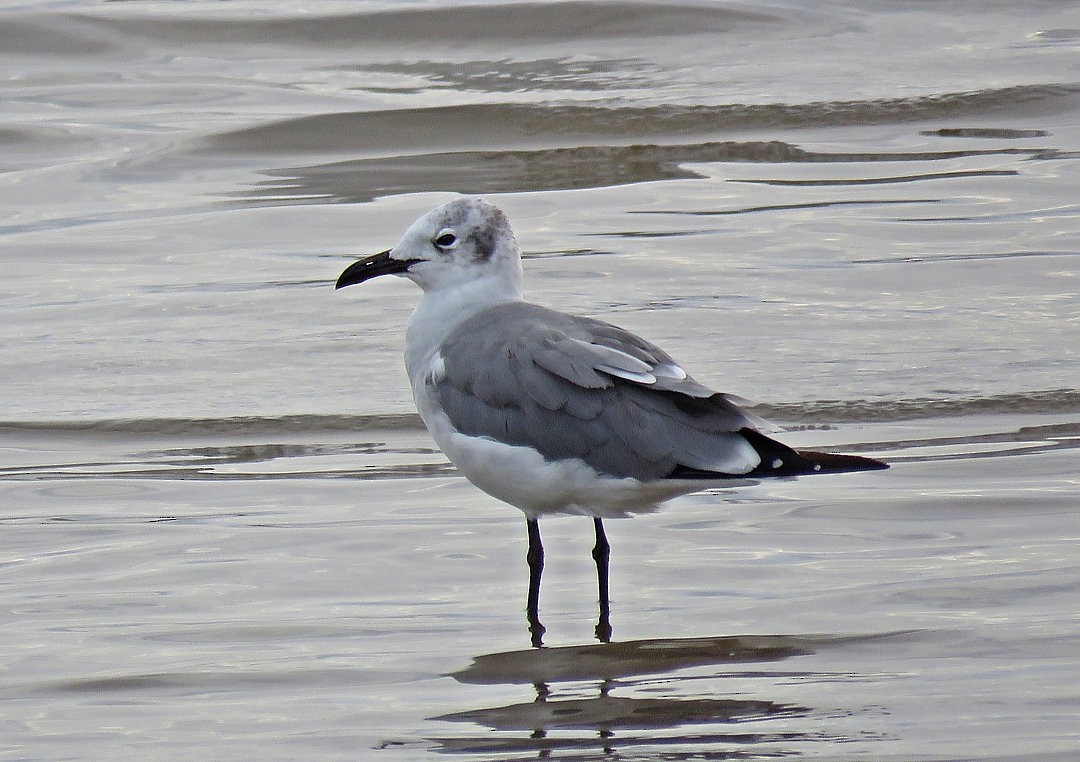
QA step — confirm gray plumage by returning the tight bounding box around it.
[434,302,759,481]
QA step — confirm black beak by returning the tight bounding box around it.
[335,250,417,289]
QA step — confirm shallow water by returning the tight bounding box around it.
[1,1,1079,760]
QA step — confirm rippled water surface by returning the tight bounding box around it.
[2,1,1078,760]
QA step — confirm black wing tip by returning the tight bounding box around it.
[665,428,888,480]
[793,450,890,474]
[740,427,889,476]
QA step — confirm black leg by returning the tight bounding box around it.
[526,517,546,648]
[592,517,612,643]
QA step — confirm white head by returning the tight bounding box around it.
[336,198,523,297]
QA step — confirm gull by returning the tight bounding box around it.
[335,198,887,646]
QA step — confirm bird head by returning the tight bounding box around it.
[335,197,523,295]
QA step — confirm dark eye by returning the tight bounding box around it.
[434,232,457,248]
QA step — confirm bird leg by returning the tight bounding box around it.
[592,517,612,643]
[526,517,546,648]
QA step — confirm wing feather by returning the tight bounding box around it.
[435,302,764,480]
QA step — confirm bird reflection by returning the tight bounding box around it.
[426,633,869,758]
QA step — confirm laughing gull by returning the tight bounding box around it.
[336,197,887,646]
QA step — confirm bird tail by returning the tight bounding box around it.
[740,427,888,476]
[665,427,888,480]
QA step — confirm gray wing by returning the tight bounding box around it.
[433,302,764,481]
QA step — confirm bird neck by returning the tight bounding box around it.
[404,274,523,384]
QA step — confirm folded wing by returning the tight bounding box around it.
[433,302,785,481]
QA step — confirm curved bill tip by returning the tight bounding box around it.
[335,249,414,289]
